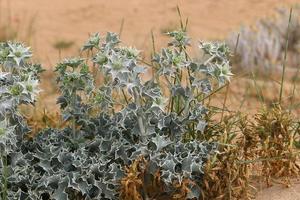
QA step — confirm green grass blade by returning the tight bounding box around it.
[279,7,293,104]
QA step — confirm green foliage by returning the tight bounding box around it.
[0,41,43,200]
[0,29,233,199]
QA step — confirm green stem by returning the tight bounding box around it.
[204,55,216,65]
[279,8,292,104]
[220,84,229,122]
[71,90,76,139]
[170,73,177,113]
[121,89,128,105]
[290,66,299,109]
[1,154,8,200]
[133,88,146,142]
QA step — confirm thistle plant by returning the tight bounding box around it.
[80,30,233,198]
[0,29,233,200]
[0,41,42,199]
[55,57,94,138]
[0,42,42,133]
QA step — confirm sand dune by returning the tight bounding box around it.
[0,0,298,66]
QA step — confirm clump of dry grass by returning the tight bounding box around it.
[120,157,147,200]
[253,105,300,186]
[201,114,257,200]
[200,104,300,200]
[120,157,199,200]
[24,108,66,136]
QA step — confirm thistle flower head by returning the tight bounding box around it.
[199,41,231,61]
[104,32,120,49]
[119,46,140,59]
[105,51,130,80]
[55,57,85,75]
[9,84,23,96]
[154,48,188,76]
[20,76,41,101]
[7,42,32,66]
[60,57,85,69]
[214,62,234,85]
[167,30,191,47]
[82,32,101,51]
[0,44,10,63]
[93,52,108,66]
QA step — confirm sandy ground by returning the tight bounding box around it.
[0,0,299,65]
[256,183,300,200]
[1,0,300,199]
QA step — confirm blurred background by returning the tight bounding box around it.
[0,0,298,64]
